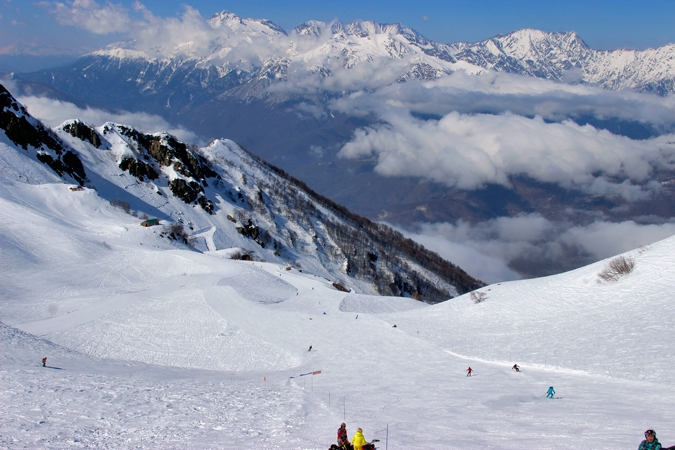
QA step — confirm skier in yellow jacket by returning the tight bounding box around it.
[351,427,366,450]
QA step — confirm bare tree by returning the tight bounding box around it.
[598,256,635,282]
[110,199,131,213]
[164,222,188,244]
[470,291,487,304]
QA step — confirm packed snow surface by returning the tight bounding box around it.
[1,152,675,448]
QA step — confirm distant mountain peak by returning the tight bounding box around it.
[208,10,287,36]
[294,20,328,37]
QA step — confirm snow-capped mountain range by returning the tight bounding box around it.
[18,11,675,96]
[0,83,481,302]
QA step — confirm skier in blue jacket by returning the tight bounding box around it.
[638,429,662,450]
[546,386,555,398]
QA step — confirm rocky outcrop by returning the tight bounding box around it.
[119,157,159,181]
[62,121,103,148]
[112,125,217,214]
[0,84,87,185]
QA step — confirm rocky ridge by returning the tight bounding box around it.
[0,83,483,302]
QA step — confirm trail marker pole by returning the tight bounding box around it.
[386,423,389,450]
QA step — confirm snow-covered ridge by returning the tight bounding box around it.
[451,28,675,93]
[208,10,287,36]
[0,84,482,302]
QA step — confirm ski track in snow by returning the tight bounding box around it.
[1,163,675,447]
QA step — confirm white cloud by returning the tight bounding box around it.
[558,220,675,260]
[40,1,290,62]
[46,0,132,34]
[293,101,326,119]
[402,214,675,283]
[269,54,414,96]
[271,65,675,201]
[330,70,675,127]
[16,94,199,143]
[309,145,325,158]
[337,109,675,198]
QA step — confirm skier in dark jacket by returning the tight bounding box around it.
[512,364,520,372]
[639,429,662,450]
[337,422,349,447]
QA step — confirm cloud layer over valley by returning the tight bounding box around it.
[11,90,198,143]
[404,215,675,283]
[338,109,673,199]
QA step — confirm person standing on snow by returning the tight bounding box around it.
[337,422,348,447]
[351,427,367,450]
[546,386,555,398]
[466,367,473,377]
[638,429,662,450]
[41,357,47,367]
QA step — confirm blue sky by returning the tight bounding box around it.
[1,0,674,65]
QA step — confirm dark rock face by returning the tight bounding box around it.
[169,178,201,203]
[0,83,87,185]
[119,157,159,181]
[60,150,87,183]
[235,218,270,249]
[168,178,212,213]
[0,84,64,152]
[197,195,214,214]
[62,121,102,148]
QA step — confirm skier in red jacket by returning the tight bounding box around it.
[337,422,348,447]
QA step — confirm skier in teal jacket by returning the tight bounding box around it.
[638,429,662,450]
[546,386,555,398]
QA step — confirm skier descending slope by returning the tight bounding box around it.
[466,367,473,377]
[546,386,556,398]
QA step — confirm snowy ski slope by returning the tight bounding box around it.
[1,142,675,448]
